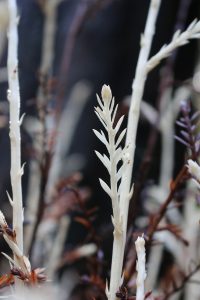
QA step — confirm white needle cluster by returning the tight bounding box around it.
[94,85,128,233]
[94,85,134,300]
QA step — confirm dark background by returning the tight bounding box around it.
[0,0,199,255]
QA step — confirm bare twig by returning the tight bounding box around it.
[7,0,24,256]
[162,264,200,300]
[147,165,187,244]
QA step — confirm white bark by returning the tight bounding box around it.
[7,0,24,253]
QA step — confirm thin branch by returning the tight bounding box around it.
[7,0,24,255]
[162,264,200,300]
[147,165,187,244]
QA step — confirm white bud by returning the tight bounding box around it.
[101,84,112,104]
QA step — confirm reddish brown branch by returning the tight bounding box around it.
[147,165,187,244]
[162,263,200,300]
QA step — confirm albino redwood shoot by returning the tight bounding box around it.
[94,85,125,231]
[135,237,147,300]
[94,85,131,300]
[7,0,24,253]
[94,1,161,299]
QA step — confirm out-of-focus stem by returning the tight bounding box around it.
[24,0,61,254]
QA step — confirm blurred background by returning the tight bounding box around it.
[0,0,200,299]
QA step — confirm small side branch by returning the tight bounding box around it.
[147,19,200,73]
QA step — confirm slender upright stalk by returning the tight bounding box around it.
[7,0,24,253]
[135,237,146,300]
[109,1,161,299]
[120,0,161,227]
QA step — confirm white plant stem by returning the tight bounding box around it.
[183,181,200,300]
[108,1,161,299]
[120,0,161,223]
[135,237,146,300]
[94,85,125,299]
[7,0,24,254]
[7,1,27,290]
